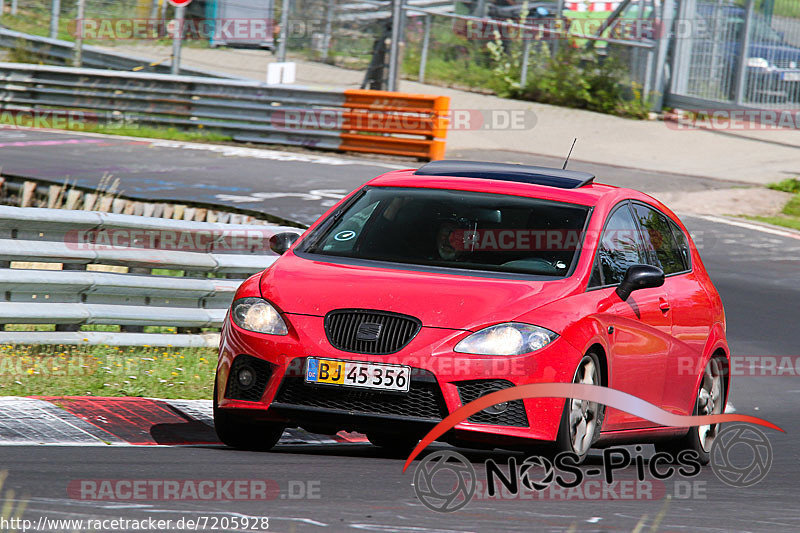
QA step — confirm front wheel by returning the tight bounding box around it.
[553,352,606,463]
[655,357,725,465]
[213,382,285,451]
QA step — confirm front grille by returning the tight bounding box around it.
[324,309,421,355]
[455,379,529,427]
[225,354,273,402]
[274,368,447,421]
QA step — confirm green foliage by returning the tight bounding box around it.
[511,46,652,119]
[768,178,800,194]
[0,344,216,399]
[783,194,800,217]
[404,7,652,119]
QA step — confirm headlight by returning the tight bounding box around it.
[747,57,771,69]
[454,323,558,356]
[231,298,288,335]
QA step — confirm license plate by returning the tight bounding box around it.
[782,72,800,81]
[305,357,411,393]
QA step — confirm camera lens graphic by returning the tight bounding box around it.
[413,450,476,512]
[710,424,773,488]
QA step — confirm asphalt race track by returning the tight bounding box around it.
[0,128,746,226]
[1,134,799,532]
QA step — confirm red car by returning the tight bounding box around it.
[214,161,729,463]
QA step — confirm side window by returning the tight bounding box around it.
[631,204,686,275]
[668,218,692,271]
[591,204,647,286]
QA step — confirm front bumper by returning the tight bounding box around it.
[217,313,583,444]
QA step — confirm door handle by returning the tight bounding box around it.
[659,298,670,313]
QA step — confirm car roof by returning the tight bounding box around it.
[367,166,624,207]
[414,160,596,189]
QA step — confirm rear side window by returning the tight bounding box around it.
[667,218,692,271]
[590,204,647,286]
[631,203,689,275]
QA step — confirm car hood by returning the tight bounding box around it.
[259,253,576,331]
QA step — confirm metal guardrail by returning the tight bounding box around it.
[0,205,303,347]
[0,27,238,78]
[0,62,450,160]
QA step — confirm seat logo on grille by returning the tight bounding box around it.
[356,322,383,342]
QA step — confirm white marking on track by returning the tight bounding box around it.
[696,215,800,241]
[148,140,404,169]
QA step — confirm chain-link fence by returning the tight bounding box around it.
[0,0,661,112]
[280,0,658,106]
[669,0,800,108]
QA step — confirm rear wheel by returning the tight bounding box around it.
[655,357,725,464]
[367,432,419,458]
[213,381,284,451]
[553,352,605,463]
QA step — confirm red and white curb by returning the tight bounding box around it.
[0,397,368,446]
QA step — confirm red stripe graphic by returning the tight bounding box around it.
[402,383,784,472]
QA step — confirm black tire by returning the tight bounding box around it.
[367,432,419,458]
[213,382,284,451]
[654,357,726,465]
[552,352,606,464]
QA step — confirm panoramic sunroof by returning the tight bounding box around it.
[414,160,595,189]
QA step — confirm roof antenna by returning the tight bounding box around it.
[562,138,577,170]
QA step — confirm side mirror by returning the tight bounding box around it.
[269,232,300,255]
[616,264,664,301]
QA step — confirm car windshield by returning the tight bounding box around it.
[297,187,591,277]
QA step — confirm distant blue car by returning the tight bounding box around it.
[696,3,800,102]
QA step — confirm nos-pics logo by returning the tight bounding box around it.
[412,424,773,512]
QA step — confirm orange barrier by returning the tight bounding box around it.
[340,89,450,160]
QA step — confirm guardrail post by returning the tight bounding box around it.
[171,5,186,75]
[49,0,61,39]
[418,14,431,83]
[10,0,16,16]
[733,0,755,105]
[73,0,86,67]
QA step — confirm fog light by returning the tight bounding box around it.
[481,387,508,415]
[237,366,256,389]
